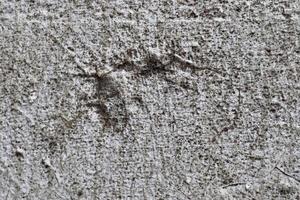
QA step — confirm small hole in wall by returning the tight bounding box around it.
[270,108,276,113]
[41,160,49,169]
[78,190,83,196]
[15,151,24,159]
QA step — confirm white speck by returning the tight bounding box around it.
[213,17,230,22]
[186,176,192,183]
[148,14,157,24]
[29,92,37,101]
[149,47,162,59]
[90,111,99,122]
[245,183,251,190]
[219,188,228,196]
[43,157,52,168]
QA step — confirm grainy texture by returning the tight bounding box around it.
[0,0,300,199]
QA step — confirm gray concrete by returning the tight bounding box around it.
[0,0,300,199]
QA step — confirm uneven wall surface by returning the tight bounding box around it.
[0,0,300,199]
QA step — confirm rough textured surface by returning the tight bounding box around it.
[0,0,300,199]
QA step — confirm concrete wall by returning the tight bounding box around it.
[0,0,300,199]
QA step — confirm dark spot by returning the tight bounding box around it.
[189,11,198,18]
[264,127,268,132]
[278,186,294,195]
[222,127,229,132]
[235,7,241,12]
[67,46,75,52]
[41,160,50,168]
[15,151,24,158]
[49,141,57,152]
[265,48,271,55]
[132,96,143,104]
[78,190,83,196]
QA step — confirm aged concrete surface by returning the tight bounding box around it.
[0,0,300,199]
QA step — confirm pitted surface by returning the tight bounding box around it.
[0,0,300,199]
